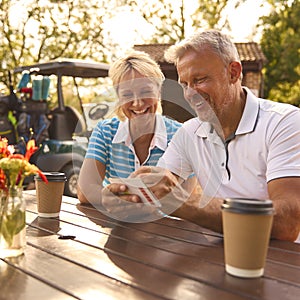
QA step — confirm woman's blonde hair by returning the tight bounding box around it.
[109,50,165,120]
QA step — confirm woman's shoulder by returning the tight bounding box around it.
[93,117,120,136]
[95,117,120,129]
[161,115,182,129]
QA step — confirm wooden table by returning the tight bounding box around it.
[1,191,299,300]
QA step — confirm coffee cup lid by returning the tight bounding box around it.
[35,172,67,182]
[222,198,274,215]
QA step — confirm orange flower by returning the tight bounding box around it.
[25,139,38,161]
[0,138,12,158]
[0,137,48,188]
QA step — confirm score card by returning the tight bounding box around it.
[109,177,161,208]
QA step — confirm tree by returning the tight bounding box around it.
[1,0,275,100]
[123,0,246,44]
[191,0,246,31]
[260,0,300,106]
[144,0,186,43]
[122,0,186,44]
[0,0,113,92]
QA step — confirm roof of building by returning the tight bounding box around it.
[134,42,266,63]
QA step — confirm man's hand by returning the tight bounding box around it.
[130,166,179,197]
[130,166,191,214]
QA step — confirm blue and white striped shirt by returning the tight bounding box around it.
[85,114,182,186]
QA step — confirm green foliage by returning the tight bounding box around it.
[0,188,25,247]
[0,205,25,246]
[192,0,239,30]
[134,0,244,44]
[0,0,112,91]
[268,80,300,107]
[260,0,300,106]
[4,0,297,109]
[0,0,245,88]
[129,0,186,43]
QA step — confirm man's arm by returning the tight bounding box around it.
[170,177,300,241]
[172,177,300,242]
[133,167,300,242]
[129,166,224,233]
[267,177,300,241]
[171,195,224,234]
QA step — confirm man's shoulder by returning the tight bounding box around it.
[256,99,300,136]
[172,117,203,138]
[259,98,299,116]
[182,117,201,128]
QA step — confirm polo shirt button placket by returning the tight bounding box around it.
[135,160,140,169]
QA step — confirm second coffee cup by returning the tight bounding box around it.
[35,172,67,218]
[222,198,274,278]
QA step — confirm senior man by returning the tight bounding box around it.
[102,30,300,242]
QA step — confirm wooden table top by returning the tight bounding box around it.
[1,190,299,300]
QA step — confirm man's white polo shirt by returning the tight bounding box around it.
[158,87,300,200]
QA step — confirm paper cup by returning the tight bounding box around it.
[222,198,274,278]
[35,172,66,218]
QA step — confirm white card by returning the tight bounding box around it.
[109,177,161,208]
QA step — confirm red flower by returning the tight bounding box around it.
[36,170,48,183]
[0,169,6,190]
[0,137,48,188]
[9,154,24,160]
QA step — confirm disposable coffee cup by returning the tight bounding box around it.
[35,172,67,218]
[222,198,274,278]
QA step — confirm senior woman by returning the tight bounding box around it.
[77,50,186,210]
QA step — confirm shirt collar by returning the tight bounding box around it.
[112,114,168,150]
[235,87,259,135]
[195,121,222,145]
[112,118,130,145]
[195,121,213,138]
[195,87,259,139]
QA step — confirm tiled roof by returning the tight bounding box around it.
[234,42,266,62]
[134,44,173,63]
[134,42,266,63]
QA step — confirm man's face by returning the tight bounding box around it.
[177,47,232,123]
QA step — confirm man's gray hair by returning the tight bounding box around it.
[165,30,241,66]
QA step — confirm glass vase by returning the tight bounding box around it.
[0,187,26,258]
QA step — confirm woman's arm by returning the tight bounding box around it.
[77,158,106,205]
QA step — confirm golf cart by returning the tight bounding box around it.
[1,59,112,197]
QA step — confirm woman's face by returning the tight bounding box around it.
[117,71,160,120]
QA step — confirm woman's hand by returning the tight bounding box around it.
[101,183,157,222]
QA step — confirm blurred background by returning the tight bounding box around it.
[0,0,299,108]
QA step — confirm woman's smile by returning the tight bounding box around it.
[131,107,149,115]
